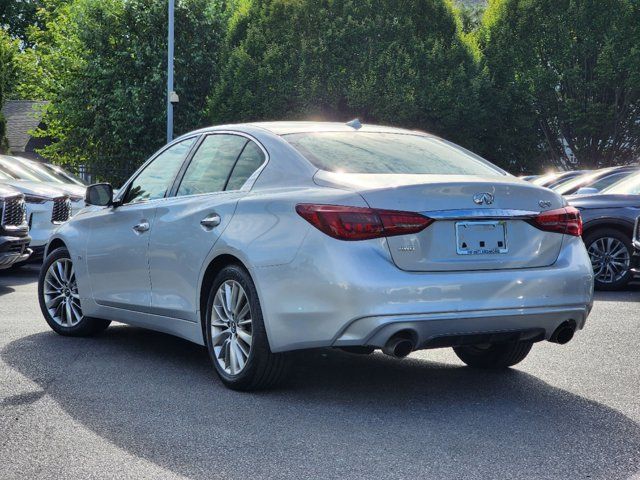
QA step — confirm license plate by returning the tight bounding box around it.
[455,221,508,255]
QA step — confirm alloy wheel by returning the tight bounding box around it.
[43,258,83,327]
[587,236,630,284]
[211,280,253,375]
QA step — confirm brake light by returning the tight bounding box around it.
[528,206,582,236]
[296,204,433,241]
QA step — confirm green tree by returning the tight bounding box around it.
[0,28,18,152]
[209,0,492,157]
[479,0,640,171]
[0,0,70,47]
[0,0,41,46]
[22,0,227,184]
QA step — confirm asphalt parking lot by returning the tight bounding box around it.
[1,265,639,480]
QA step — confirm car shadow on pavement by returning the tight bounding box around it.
[2,325,639,480]
[594,281,640,302]
[0,264,40,295]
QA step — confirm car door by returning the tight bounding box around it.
[147,133,267,321]
[84,137,197,311]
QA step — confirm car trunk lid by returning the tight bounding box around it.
[314,172,566,271]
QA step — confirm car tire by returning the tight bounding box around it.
[584,228,634,291]
[205,264,289,391]
[38,247,111,336]
[453,341,533,369]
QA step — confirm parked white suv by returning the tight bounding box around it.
[0,168,71,260]
[0,155,85,215]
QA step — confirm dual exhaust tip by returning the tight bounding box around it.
[550,322,576,345]
[382,322,576,358]
[382,335,415,358]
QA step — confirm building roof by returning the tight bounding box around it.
[1,100,49,152]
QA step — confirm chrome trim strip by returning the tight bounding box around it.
[421,208,540,220]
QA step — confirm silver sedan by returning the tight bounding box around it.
[38,122,594,390]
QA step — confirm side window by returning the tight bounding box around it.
[177,134,247,196]
[226,141,266,191]
[123,137,195,204]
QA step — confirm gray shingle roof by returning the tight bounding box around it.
[1,100,49,152]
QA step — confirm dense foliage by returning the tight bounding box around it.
[13,0,226,183]
[0,28,17,152]
[479,0,640,170]
[210,0,491,157]
[0,0,638,178]
[0,0,43,46]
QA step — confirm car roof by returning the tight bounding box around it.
[191,121,424,137]
[249,121,416,135]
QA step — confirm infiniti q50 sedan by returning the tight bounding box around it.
[38,121,594,390]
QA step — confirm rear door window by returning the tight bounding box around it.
[177,134,248,196]
[225,141,266,191]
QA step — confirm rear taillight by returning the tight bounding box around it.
[296,204,433,241]
[528,206,582,236]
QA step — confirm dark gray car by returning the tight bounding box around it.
[567,172,640,290]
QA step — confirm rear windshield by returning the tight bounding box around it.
[284,132,504,176]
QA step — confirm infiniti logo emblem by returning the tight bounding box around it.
[473,192,494,205]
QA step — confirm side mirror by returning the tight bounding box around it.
[85,183,114,206]
[576,187,599,196]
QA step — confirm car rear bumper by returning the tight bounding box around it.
[333,305,589,349]
[254,232,594,353]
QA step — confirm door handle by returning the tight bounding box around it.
[200,214,221,229]
[132,221,150,233]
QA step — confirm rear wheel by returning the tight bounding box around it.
[205,264,288,391]
[584,228,633,291]
[453,341,533,369]
[38,247,110,336]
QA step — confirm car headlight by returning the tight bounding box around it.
[24,194,51,204]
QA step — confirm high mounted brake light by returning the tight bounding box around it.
[296,204,434,241]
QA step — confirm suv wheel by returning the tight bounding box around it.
[205,264,289,391]
[38,247,110,336]
[584,228,633,291]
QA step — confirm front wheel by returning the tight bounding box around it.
[205,264,289,391]
[38,247,110,336]
[453,341,533,369]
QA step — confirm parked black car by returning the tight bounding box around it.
[567,172,640,290]
[0,185,31,269]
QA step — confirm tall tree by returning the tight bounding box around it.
[22,0,227,183]
[0,28,18,152]
[480,0,640,171]
[209,0,492,158]
[0,0,41,46]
